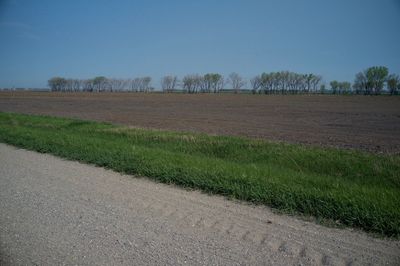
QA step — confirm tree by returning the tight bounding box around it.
[131,78,141,92]
[182,75,194,93]
[212,74,224,93]
[201,74,211,93]
[183,74,202,93]
[330,80,339,94]
[310,75,322,92]
[161,75,178,93]
[130,77,152,92]
[202,73,224,93]
[299,74,321,93]
[65,79,74,92]
[82,79,95,92]
[73,79,82,92]
[365,66,388,95]
[228,72,246,94]
[48,71,328,95]
[259,71,325,94]
[93,76,107,92]
[387,74,399,95]
[108,78,127,92]
[250,75,262,94]
[331,81,351,94]
[48,77,67,91]
[140,76,152,92]
[338,81,351,94]
[353,72,369,94]
[260,72,273,94]
[353,67,389,95]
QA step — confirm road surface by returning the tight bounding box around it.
[0,143,399,265]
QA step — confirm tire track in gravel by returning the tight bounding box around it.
[0,143,399,265]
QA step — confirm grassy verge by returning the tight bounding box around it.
[0,112,399,237]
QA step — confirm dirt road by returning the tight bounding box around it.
[1,92,400,153]
[0,143,399,265]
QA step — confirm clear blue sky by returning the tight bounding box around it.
[0,0,399,88]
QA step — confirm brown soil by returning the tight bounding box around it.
[1,91,399,154]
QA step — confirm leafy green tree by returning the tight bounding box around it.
[260,72,273,94]
[339,81,351,94]
[330,80,339,94]
[203,73,224,93]
[365,66,389,95]
[353,66,389,95]
[259,71,322,94]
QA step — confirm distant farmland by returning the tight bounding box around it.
[0,91,399,154]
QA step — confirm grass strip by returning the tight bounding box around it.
[0,112,399,237]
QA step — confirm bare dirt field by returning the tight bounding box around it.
[1,92,399,153]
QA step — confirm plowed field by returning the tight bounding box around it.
[1,92,399,153]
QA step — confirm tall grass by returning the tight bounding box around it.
[0,112,399,237]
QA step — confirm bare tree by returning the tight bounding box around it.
[353,72,369,95]
[47,71,332,95]
[182,75,195,93]
[250,75,262,94]
[108,78,127,92]
[64,79,73,92]
[310,75,322,92]
[83,79,94,92]
[161,75,178,93]
[183,74,202,93]
[73,79,81,92]
[228,72,246,94]
[387,74,399,95]
[141,76,152,92]
[130,77,152,92]
[131,78,141,92]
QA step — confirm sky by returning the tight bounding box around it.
[0,0,399,88]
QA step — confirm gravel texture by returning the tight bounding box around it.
[0,143,399,265]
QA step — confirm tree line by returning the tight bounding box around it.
[330,66,399,95]
[251,72,322,94]
[48,66,399,95]
[48,76,153,92]
[48,72,323,94]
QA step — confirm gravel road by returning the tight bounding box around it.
[0,143,399,265]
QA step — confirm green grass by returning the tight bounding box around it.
[0,112,399,237]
